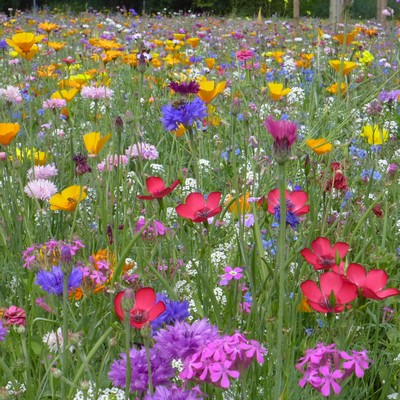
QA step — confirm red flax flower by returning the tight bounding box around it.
[300,272,358,313]
[137,176,180,200]
[114,287,166,329]
[300,237,349,271]
[264,115,297,164]
[325,162,348,192]
[265,189,309,229]
[346,263,400,300]
[176,192,222,223]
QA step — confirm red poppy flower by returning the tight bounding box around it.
[265,189,309,229]
[176,191,222,223]
[346,263,400,300]
[300,237,349,271]
[300,272,358,313]
[137,177,180,200]
[114,287,166,329]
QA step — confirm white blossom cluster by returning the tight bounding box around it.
[73,381,125,400]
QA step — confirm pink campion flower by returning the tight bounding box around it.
[176,192,222,223]
[300,237,349,271]
[137,176,180,200]
[3,306,26,326]
[346,263,400,300]
[264,115,297,164]
[340,350,372,378]
[300,272,358,313]
[319,366,343,396]
[265,188,309,229]
[219,266,243,286]
[210,360,240,388]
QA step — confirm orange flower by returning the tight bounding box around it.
[225,192,252,216]
[326,82,347,94]
[0,123,19,145]
[38,22,59,33]
[49,185,87,212]
[51,89,79,102]
[298,296,312,312]
[48,41,66,51]
[306,138,333,155]
[333,29,359,45]
[329,60,358,76]
[6,32,44,53]
[205,58,215,69]
[187,37,200,49]
[267,83,291,101]
[83,132,111,156]
[197,79,226,103]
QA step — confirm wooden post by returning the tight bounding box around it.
[293,0,300,26]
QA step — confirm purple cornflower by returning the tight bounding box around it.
[168,80,200,95]
[153,319,220,361]
[0,320,8,341]
[378,89,400,103]
[125,142,159,160]
[144,385,204,399]
[108,347,174,393]
[27,164,58,180]
[24,179,58,200]
[219,266,243,286]
[35,266,83,296]
[161,97,207,131]
[151,293,190,332]
[264,115,297,164]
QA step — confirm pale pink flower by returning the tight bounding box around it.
[24,179,58,200]
[27,164,58,180]
[43,98,67,109]
[0,85,23,103]
[81,85,114,100]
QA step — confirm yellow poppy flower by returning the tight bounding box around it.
[49,185,87,212]
[38,22,59,33]
[48,41,66,51]
[83,132,111,156]
[329,60,358,76]
[187,37,200,49]
[267,82,291,101]
[360,125,388,145]
[269,51,285,63]
[13,44,40,60]
[51,89,79,102]
[332,29,359,45]
[173,33,186,41]
[326,82,347,94]
[225,192,252,216]
[197,79,226,103]
[0,123,20,146]
[6,32,44,53]
[306,138,333,155]
[14,148,48,165]
[205,58,215,69]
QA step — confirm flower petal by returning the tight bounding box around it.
[346,263,367,287]
[146,176,166,194]
[134,287,156,310]
[205,191,222,210]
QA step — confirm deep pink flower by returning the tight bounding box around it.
[300,272,358,313]
[300,237,349,271]
[176,192,222,223]
[235,49,254,61]
[137,176,180,200]
[3,306,26,326]
[319,366,343,396]
[346,263,400,300]
[114,287,166,329]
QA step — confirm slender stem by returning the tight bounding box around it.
[124,313,131,399]
[61,273,69,399]
[274,163,287,400]
[143,334,153,395]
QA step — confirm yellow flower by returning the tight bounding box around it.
[172,124,186,138]
[48,41,66,51]
[359,50,374,66]
[51,89,79,102]
[326,82,347,94]
[14,44,40,60]
[269,51,285,63]
[225,192,252,216]
[267,82,291,101]
[205,58,215,69]
[83,132,111,156]
[15,148,48,165]
[298,296,312,312]
[361,125,388,145]
[197,79,226,103]
[38,22,59,33]
[187,37,200,49]
[0,123,19,146]
[329,60,358,76]
[49,185,87,212]
[173,33,186,41]
[6,32,44,53]
[332,29,359,45]
[306,138,333,155]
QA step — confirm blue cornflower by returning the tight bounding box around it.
[151,293,190,332]
[373,171,382,180]
[371,145,382,153]
[274,206,300,230]
[341,190,353,208]
[161,97,207,131]
[244,291,252,303]
[0,40,8,50]
[35,266,83,296]
[357,149,367,158]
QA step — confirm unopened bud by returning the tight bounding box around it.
[114,116,124,134]
[80,380,91,392]
[231,97,241,115]
[121,288,135,313]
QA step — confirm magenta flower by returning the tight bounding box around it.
[264,115,297,164]
[210,360,240,388]
[176,192,222,223]
[319,366,343,396]
[219,266,243,286]
[340,350,372,378]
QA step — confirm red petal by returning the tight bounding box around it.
[137,195,155,200]
[337,281,358,304]
[306,300,330,313]
[320,272,343,297]
[205,191,222,210]
[185,192,206,211]
[365,269,388,291]
[311,237,332,257]
[146,177,166,195]
[300,280,322,303]
[332,242,349,259]
[300,248,318,266]
[364,287,400,299]
[169,179,181,191]
[290,191,308,211]
[134,287,156,310]
[266,189,281,206]
[114,291,125,321]
[148,301,167,321]
[346,263,367,287]
[176,204,196,220]
[294,205,310,216]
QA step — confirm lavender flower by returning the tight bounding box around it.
[24,179,58,200]
[27,164,58,180]
[161,97,207,131]
[144,385,204,399]
[108,347,174,393]
[125,142,159,160]
[81,85,114,100]
[378,89,400,103]
[35,266,83,295]
[0,320,8,341]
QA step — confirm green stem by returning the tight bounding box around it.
[124,312,131,399]
[274,163,287,400]
[144,335,153,395]
[61,273,69,399]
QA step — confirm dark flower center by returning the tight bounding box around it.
[130,309,149,324]
[197,208,212,219]
[318,256,335,267]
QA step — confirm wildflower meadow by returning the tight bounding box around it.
[0,3,400,400]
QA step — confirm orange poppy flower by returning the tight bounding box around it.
[332,29,359,45]
[187,37,200,49]
[38,22,59,33]
[197,79,226,103]
[0,123,20,145]
[49,185,87,212]
[83,132,111,156]
[326,82,347,94]
[329,60,358,76]
[6,32,44,53]
[306,138,333,155]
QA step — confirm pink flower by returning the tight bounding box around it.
[176,192,222,223]
[24,179,58,200]
[319,366,343,396]
[235,49,254,61]
[3,306,26,326]
[81,85,114,100]
[219,266,243,285]
[346,263,400,300]
[43,98,67,109]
